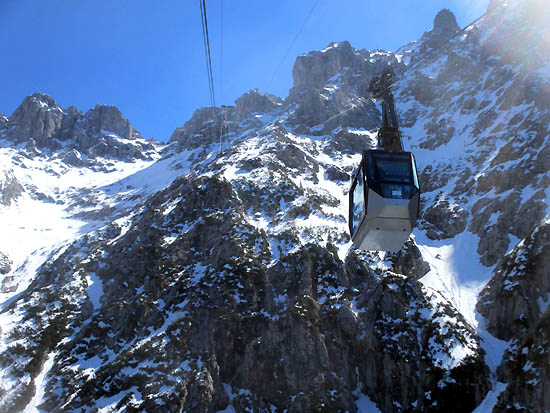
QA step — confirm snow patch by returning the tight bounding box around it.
[355,391,381,412]
[472,382,507,413]
[417,231,492,327]
[22,351,57,413]
[86,272,104,309]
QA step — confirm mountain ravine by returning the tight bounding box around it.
[1,1,549,412]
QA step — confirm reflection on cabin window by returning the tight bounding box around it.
[352,168,365,234]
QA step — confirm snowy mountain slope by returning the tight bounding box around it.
[0,127,490,412]
[395,1,550,407]
[0,92,234,303]
[1,0,550,411]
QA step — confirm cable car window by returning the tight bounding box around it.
[375,159,412,184]
[351,168,365,234]
[379,183,415,199]
[411,154,420,189]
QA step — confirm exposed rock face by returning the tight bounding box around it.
[287,41,397,131]
[170,90,284,150]
[0,251,15,293]
[5,93,156,162]
[169,106,224,149]
[86,104,140,140]
[477,221,550,411]
[235,89,282,118]
[0,168,25,206]
[432,9,460,37]
[1,173,489,413]
[409,9,460,58]
[422,198,468,240]
[0,113,9,131]
[477,221,550,341]
[8,94,64,146]
[292,41,361,91]
[390,240,431,280]
[1,1,550,412]
[0,251,11,275]
[323,127,375,155]
[495,311,550,411]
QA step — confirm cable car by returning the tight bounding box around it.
[349,150,420,251]
[348,69,421,252]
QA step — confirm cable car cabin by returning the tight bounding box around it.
[349,150,420,252]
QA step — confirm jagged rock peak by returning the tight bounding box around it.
[178,106,221,133]
[86,104,140,140]
[321,40,354,53]
[24,92,59,109]
[432,9,460,36]
[169,106,223,148]
[8,92,64,143]
[235,89,282,118]
[4,93,156,162]
[291,40,362,91]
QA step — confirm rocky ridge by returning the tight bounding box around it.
[0,0,549,411]
[1,93,158,164]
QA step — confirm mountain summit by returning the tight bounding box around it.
[432,9,460,36]
[1,1,550,412]
[4,93,156,163]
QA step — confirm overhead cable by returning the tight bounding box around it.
[266,0,321,91]
[200,0,216,108]
[218,0,225,153]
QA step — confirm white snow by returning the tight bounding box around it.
[472,382,507,413]
[476,315,510,373]
[2,10,549,407]
[416,231,492,327]
[86,272,104,309]
[95,386,142,412]
[23,351,57,413]
[218,384,255,412]
[355,392,381,412]
[537,293,550,314]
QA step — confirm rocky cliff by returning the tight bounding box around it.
[1,0,549,412]
[3,93,157,163]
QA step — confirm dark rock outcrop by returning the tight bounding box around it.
[8,93,64,146]
[2,173,490,413]
[86,104,140,140]
[235,89,282,118]
[0,113,9,131]
[390,240,431,280]
[432,9,460,37]
[169,107,224,149]
[0,169,25,206]
[0,251,11,275]
[422,198,468,240]
[477,221,550,341]
[5,93,156,162]
[475,219,550,409]
[494,311,550,411]
[415,9,460,55]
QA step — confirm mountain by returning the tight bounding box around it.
[1,0,549,411]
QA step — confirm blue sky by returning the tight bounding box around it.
[1,0,489,142]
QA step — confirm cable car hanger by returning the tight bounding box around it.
[348,67,421,252]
